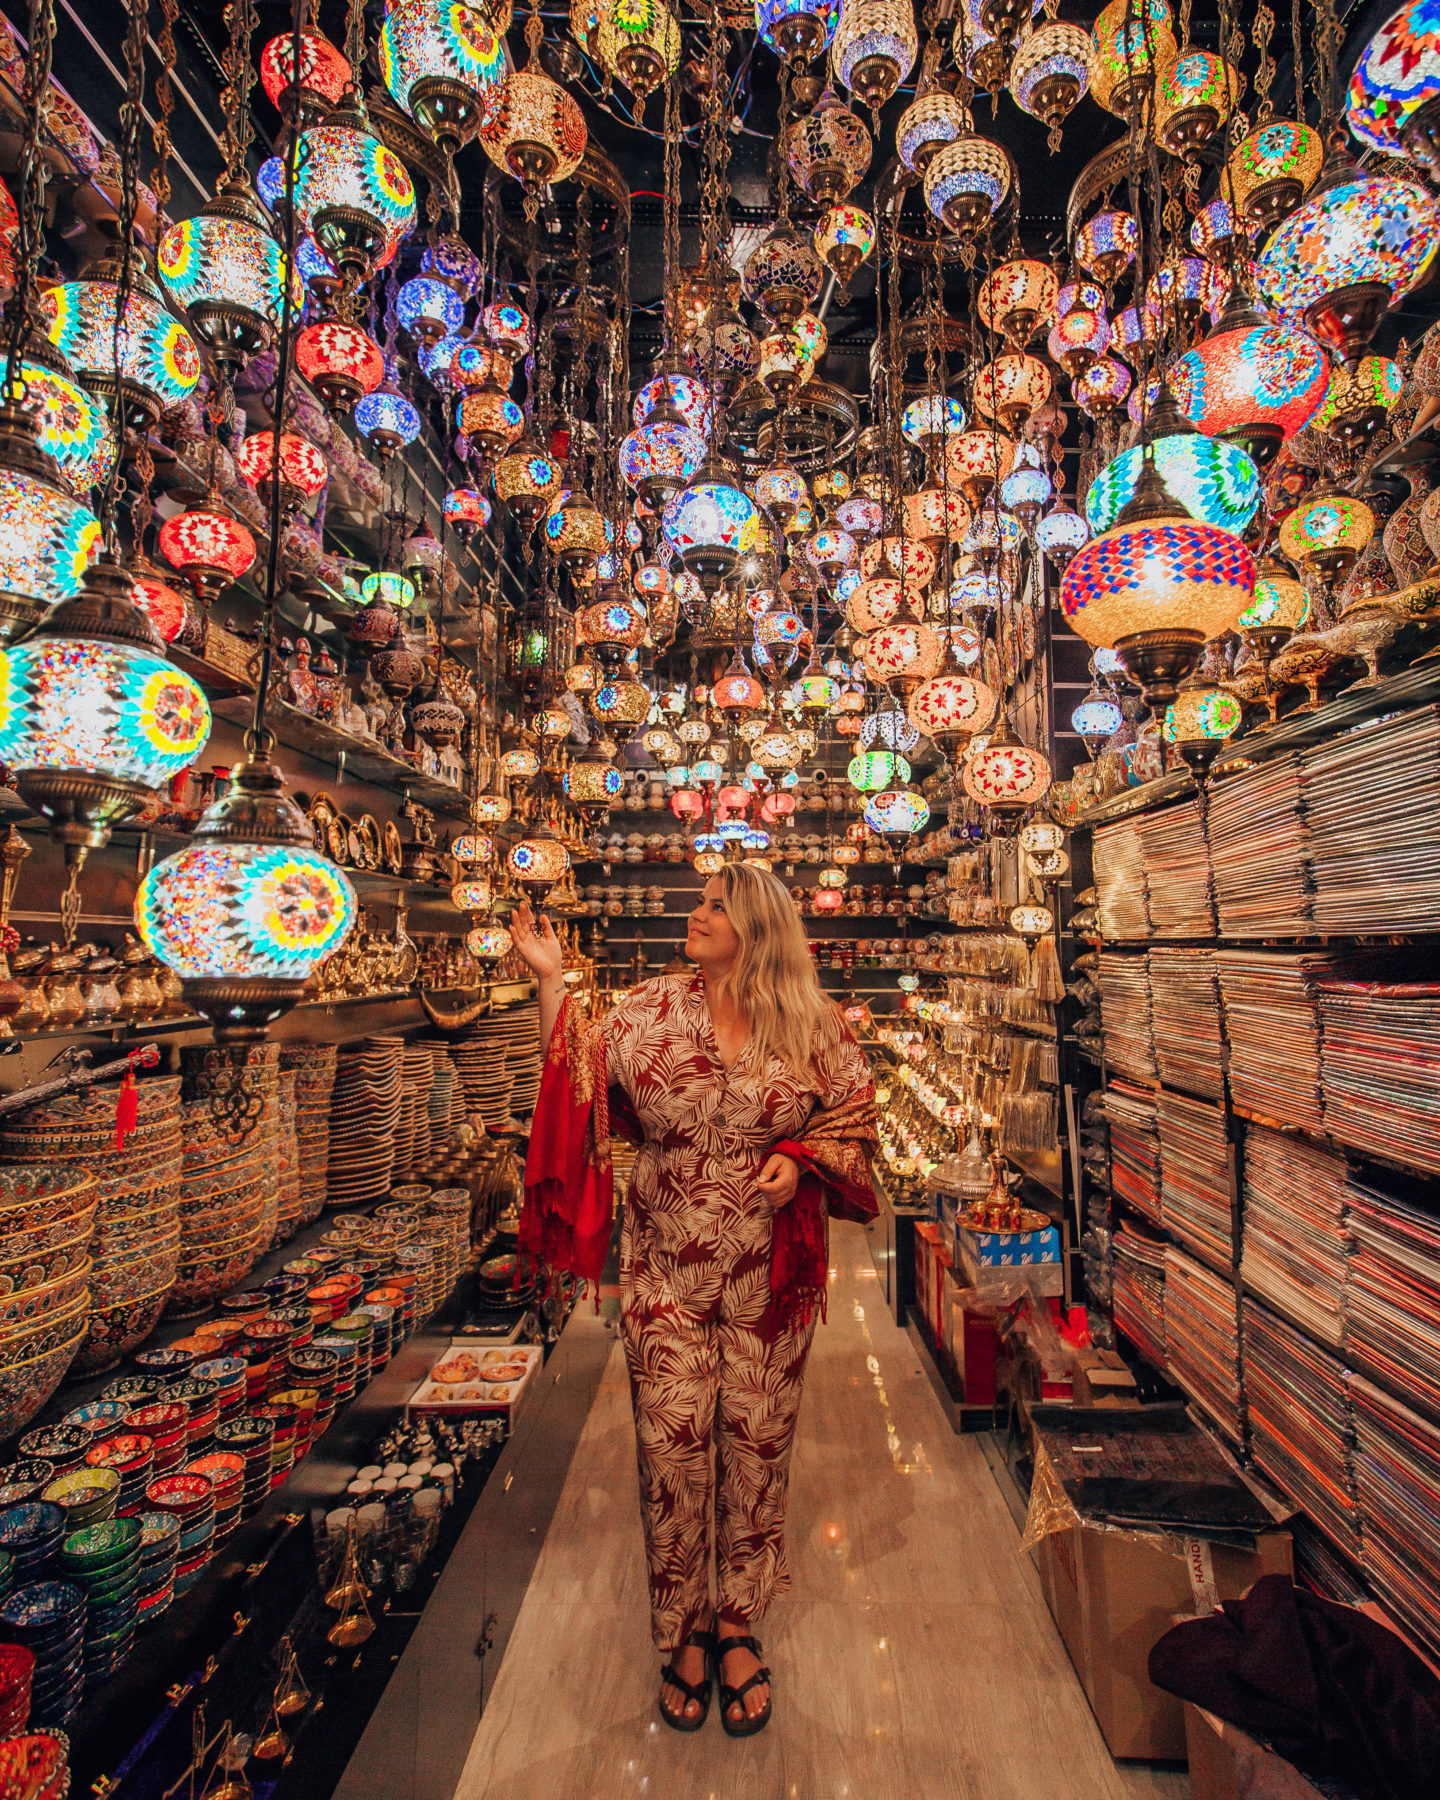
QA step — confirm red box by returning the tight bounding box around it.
[949,1277,1001,1405]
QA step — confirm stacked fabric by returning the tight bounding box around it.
[1096,951,1155,1081]
[1157,1090,1233,1274]
[1148,947,1224,1100]
[1303,704,1440,934]
[1102,1081,1162,1226]
[1240,1126,1350,1348]
[1350,1373,1440,1662]
[1215,951,1343,1131]
[1137,800,1216,937]
[326,1038,404,1207]
[1345,1173,1440,1425]
[1113,1221,1167,1366]
[1205,754,1311,936]
[1242,1297,1359,1559]
[1091,819,1150,941]
[1164,1247,1243,1444]
[279,1043,338,1229]
[1318,976,1440,1175]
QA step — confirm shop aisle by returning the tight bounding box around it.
[452,1226,1187,1800]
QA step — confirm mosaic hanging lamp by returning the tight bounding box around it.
[0,397,100,636]
[1154,47,1243,158]
[1070,683,1123,756]
[960,713,1052,836]
[832,0,919,117]
[1088,0,1177,123]
[663,461,758,592]
[1226,118,1324,232]
[923,128,1014,241]
[595,0,681,121]
[157,176,301,381]
[1348,0,1440,178]
[495,432,563,530]
[1162,668,1242,777]
[896,87,970,175]
[234,431,328,521]
[380,0,508,153]
[294,318,386,412]
[260,30,350,129]
[158,492,257,612]
[1237,556,1309,670]
[295,89,417,291]
[976,261,1059,349]
[43,254,201,428]
[477,11,587,221]
[756,0,840,66]
[1010,21,1093,148]
[1167,290,1329,467]
[1256,153,1437,370]
[787,88,872,206]
[396,274,466,349]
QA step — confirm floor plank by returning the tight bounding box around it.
[452,1229,1188,1800]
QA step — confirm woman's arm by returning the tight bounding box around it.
[510,901,568,1047]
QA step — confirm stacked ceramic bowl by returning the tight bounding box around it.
[394,1044,438,1177]
[190,1357,246,1420]
[280,1043,338,1230]
[41,1469,118,1531]
[0,1579,85,1725]
[0,1077,181,1380]
[143,1474,213,1596]
[0,1730,68,1796]
[213,1417,274,1514]
[81,1436,154,1520]
[0,1506,62,1589]
[326,1039,404,1208]
[273,1066,303,1246]
[0,1642,34,1733]
[0,1167,95,1435]
[137,1511,179,1621]
[286,1347,338,1436]
[449,1020,514,1132]
[185,1454,243,1544]
[181,1043,281,1250]
[62,1401,131,1446]
[0,1466,51,1510]
[125,1404,188,1478]
[59,1519,141,1688]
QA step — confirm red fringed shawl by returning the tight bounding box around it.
[519,995,878,1339]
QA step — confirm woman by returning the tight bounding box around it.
[512,863,878,1737]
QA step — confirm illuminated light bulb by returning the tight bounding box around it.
[451,875,493,913]
[1163,671,1243,776]
[904,484,970,544]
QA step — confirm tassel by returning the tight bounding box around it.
[1032,934,1065,1004]
[114,1052,138,1152]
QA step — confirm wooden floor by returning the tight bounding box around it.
[453,1228,1189,1800]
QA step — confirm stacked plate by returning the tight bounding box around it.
[356,1302,396,1366]
[1096,951,1156,1082]
[1147,948,1225,1101]
[0,1165,96,1441]
[0,1505,64,1582]
[59,1519,141,1688]
[1091,819,1150,941]
[0,1580,84,1725]
[252,1402,297,1488]
[1205,753,1311,936]
[1346,1170,1440,1425]
[81,1436,154,1519]
[395,1044,438,1178]
[1137,800,1216,937]
[449,1019,514,1132]
[213,1417,274,1516]
[0,1642,33,1733]
[170,1106,269,1318]
[185,1454,244,1544]
[40,1469,118,1531]
[143,1474,213,1596]
[495,1003,542,1120]
[280,1042,339,1231]
[326,1039,404,1209]
[287,1348,339,1436]
[137,1512,179,1621]
[124,1405,189,1477]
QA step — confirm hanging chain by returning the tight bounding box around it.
[4,0,56,402]
[1291,0,1305,125]
[151,0,178,210]
[345,0,365,89]
[1253,3,1276,124]
[661,75,681,353]
[98,0,148,551]
[219,0,258,185]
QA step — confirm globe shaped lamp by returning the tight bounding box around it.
[1011,21,1093,146]
[452,832,495,866]
[1070,685,1124,756]
[860,618,943,694]
[157,176,301,380]
[495,437,562,530]
[1074,209,1140,282]
[1076,357,1132,420]
[896,87,969,175]
[1256,161,1437,370]
[260,30,350,128]
[577,596,647,669]
[848,749,910,791]
[619,402,705,510]
[1168,296,1329,467]
[451,875,493,914]
[1314,356,1404,463]
[813,204,876,299]
[1163,671,1243,776]
[1276,482,1374,602]
[977,259,1060,348]
[833,0,918,114]
[742,225,825,328]
[907,672,996,753]
[1084,432,1261,538]
[545,489,607,578]
[663,466,758,591]
[234,430,327,520]
[1037,506,1090,572]
[863,785,930,866]
[587,677,653,749]
[380,0,507,154]
[506,821,572,901]
[357,379,424,461]
[396,275,466,350]
[1227,118,1324,232]
[43,260,201,428]
[961,717,1052,836]
[294,318,386,413]
[134,726,355,1038]
[1154,48,1241,157]
[1060,455,1257,706]
[923,132,1014,240]
[812,883,844,913]
[756,0,840,66]
[563,748,625,822]
[1089,0,1177,122]
[467,925,513,961]
[1,553,212,907]
[1008,903,1054,940]
[1348,0,1440,179]
[595,0,681,121]
[1238,558,1310,668]
[786,89,872,207]
[158,495,256,609]
[0,399,101,637]
[295,97,417,289]
[478,65,587,221]
[1047,305,1110,379]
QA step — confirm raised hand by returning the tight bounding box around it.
[511,899,565,982]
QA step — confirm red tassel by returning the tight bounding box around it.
[114,1052,138,1152]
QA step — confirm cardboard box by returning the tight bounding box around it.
[949,1277,1000,1406]
[914,1222,953,1352]
[1033,1518,1293,1759]
[955,1225,1065,1298]
[1072,1347,1141,1408]
[1184,1705,1329,1800]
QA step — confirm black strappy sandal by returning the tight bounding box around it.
[717,1633,772,1738]
[657,1626,716,1732]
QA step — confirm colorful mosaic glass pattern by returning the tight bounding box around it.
[0,470,99,604]
[478,69,587,185]
[805,527,858,573]
[815,203,876,264]
[849,749,910,790]
[1011,21,1093,119]
[132,575,188,643]
[846,577,907,633]
[974,353,1051,424]
[896,89,968,171]
[259,30,349,110]
[294,320,386,397]
[157,211,298,335]
[495,448,561,512]
[16,361,113,493]
[0,638,210,788]
[158,507,255,585]
[1085,437,1261,536]
[379,0,507,116]
[619,417,705,491]
[294,122,416,264]
[1257,176,1436,314]
[861,621,942,683]
[742,226,824,310]
[362,571,417,609]
[907,673,995,739]
[1075,209,1140,276]
[901,394,967,446]
[597,0,682,84]
[835,495,883,538]
[1048,308,1110,368]
[862,535,938,583]
[662,480,758,560]
[632,372,712,435]
[977,260,1059,337]
[1060,517,1257,646]
[752,465,807,517]
[1278,493,1374,558]
[1089,0,1176,114]
[1071,693,1123,737]
[786,92,871,199]
[863,787,929,835]
[43,282,200,413]
[1164,686,1242,741]
[1076,356,1132,414]
[860,706,921,753]
[945,429,1015,488]
[923,136,1011,225]
[1170,320,1327,441]
[904,486,970,542]
[455,388,522,445]
[1156,49,1238,130]
[397,276,466,341]
[563,760,624,804]
[950,569,1005,614]
[1348,0,1440,154]
[235,431,327,498]
[356,385,423,448]
[755,0,840,58]
[422,235,484,297]
[1059,280,1106,315]
[466,926,512,960]
[1228,120,1323,207]
[1190,198,1237,260]
[1315,355,1404,430]
[579,598,646,648]
[137,841,357,981]
[1038,508,1091,558]
[962,738,1052,807]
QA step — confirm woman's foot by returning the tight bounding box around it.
[718,1633,771,1732]
[659,1643,709,1725]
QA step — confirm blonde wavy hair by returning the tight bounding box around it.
[703,862,842,1079]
